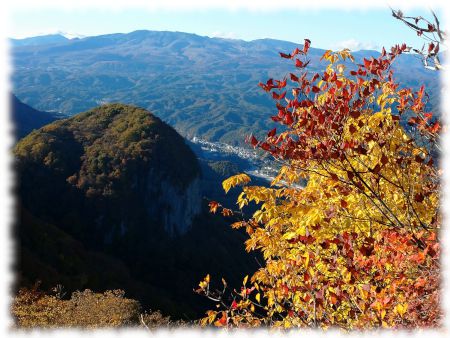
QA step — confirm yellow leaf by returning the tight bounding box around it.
[243,275,249,285]
[303,252,310,269]
[231,221,244,229]
[343,270,351,283]
[222,173,251,193]
[256,293,261,303]
[282,232,297,240]
[395,303,408,317]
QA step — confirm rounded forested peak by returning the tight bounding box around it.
[15,103,200,198]
[68,103,160,128]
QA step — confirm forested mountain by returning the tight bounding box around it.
[11,30,440,146]
[14,104,259,319]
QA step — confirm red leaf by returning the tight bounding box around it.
[340,200,348,208]
[221,208,233,216]
[318,114,325,124]
[290,73,299,82]
[272,91,287,100]
[250,135,258,147]
[414,278,426,288]
[231,300,238,309]
[360,244,374,257]
[311,86,320,93]
[285,113,294,125]
[217,313,227,326]
[428,42,435,53]
[414,193,425,203]
[346,171,354,180]
[295,59,304,68]
[372,164,381,174]
[423,112,433,121]
[271,116,281,122]
[330,292,338,305]
[209,201,219,214]
[267,128,277,137]
[292,47,301,56]
[303,272,310,282]
[303,38,311,53]
[299,235,316,244]
[349,125,357,134]
[276,79,287,89]
[280,52,292,59]
[350,110,361,118]
[430,121,440,133]
[311,73,320,82]
[363,58,372,69]
[330,173,339,181]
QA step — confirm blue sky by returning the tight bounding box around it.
[8,5,446,51]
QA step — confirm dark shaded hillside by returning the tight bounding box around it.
[12,30,440,146]
[15,103,201,239]
[14,103,259,319]
[11,94,61,139]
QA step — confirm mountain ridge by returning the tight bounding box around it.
[10,31,384,53]
[12,29,440,146]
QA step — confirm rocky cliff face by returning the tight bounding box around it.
[144,171,201,236]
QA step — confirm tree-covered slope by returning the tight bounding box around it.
[14,103,259,319]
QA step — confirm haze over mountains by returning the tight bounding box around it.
[11,30,440,146]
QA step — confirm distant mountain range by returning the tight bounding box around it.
[10,34,73,47]
[11,30,440,146]
[10,33,84,47]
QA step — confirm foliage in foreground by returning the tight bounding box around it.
[199,40,441,329]
[12,285,181,329]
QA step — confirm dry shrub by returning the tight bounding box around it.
[12,285,178,329]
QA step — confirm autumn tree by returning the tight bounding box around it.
[197,40,441,329]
